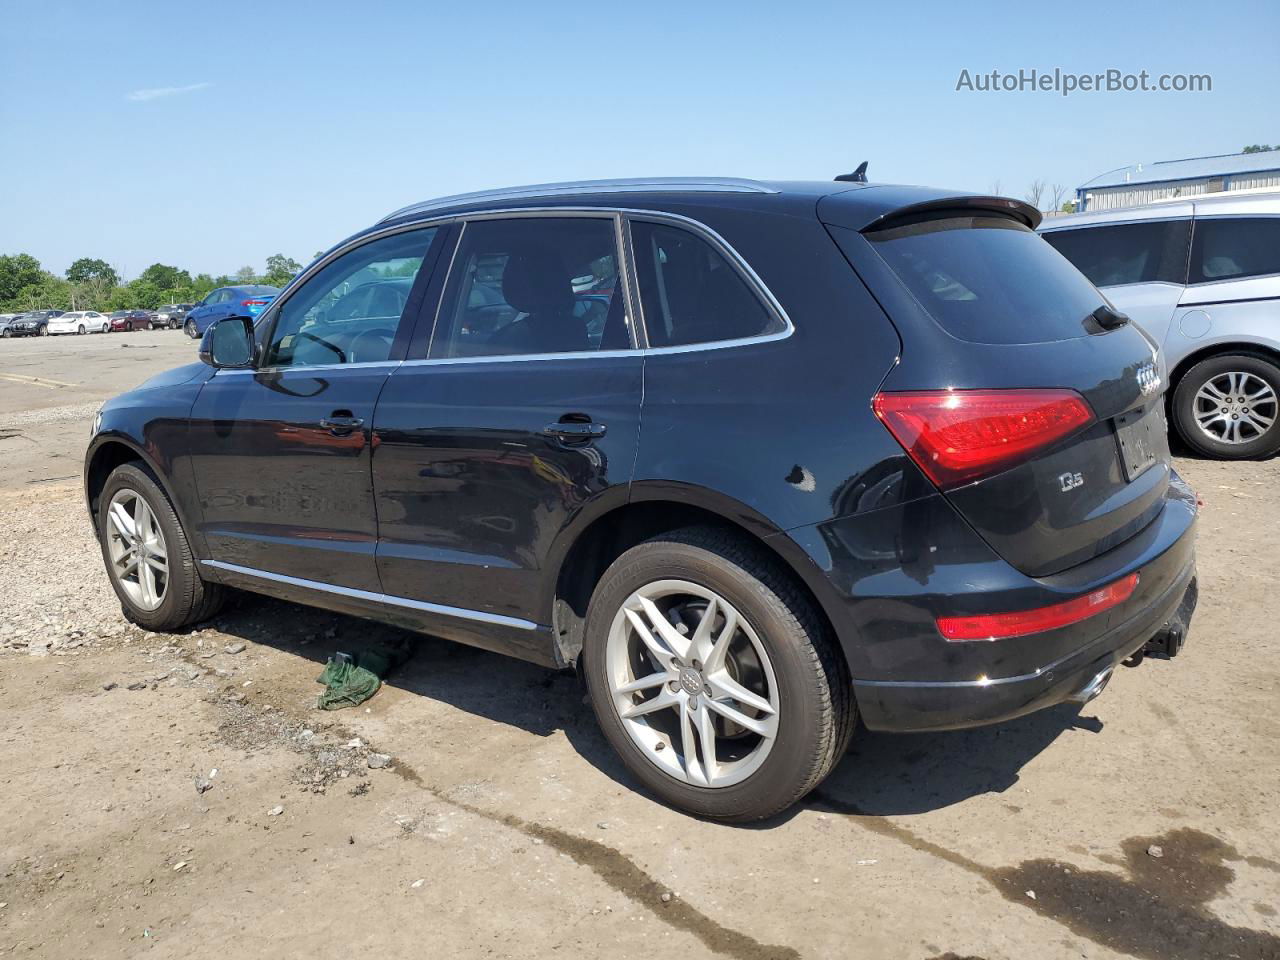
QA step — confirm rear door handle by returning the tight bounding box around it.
[320,415,365,435]
[542,421,606,441]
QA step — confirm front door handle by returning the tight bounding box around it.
[320,414,365,436]
[542,421,606,441]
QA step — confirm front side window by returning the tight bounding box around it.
[263,227,437,367]
[1042,219,1190,287]
[630,220,782,348]
[1189,217,1280,283]
[431,217,626,358]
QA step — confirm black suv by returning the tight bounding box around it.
[86,177,1198,820]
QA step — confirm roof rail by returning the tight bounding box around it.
[380,177,779,223]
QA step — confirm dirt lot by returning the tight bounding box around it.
[1,331,1277,960]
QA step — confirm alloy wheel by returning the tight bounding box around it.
[1193,371,1277,445]
[105,489,170,611]
[605,579,780,788]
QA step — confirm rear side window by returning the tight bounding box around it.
[854,214,1105,345]
[1189,217,1280,283]
[630,220,783,348]
[431,217,627,358]
[1042,219,1190,287]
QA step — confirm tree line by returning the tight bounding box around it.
[0,253,307,313]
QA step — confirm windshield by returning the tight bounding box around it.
[855,213,1106,344]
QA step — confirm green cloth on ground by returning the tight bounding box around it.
[315,640,412,710]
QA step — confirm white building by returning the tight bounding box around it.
[1076,149,1280,212]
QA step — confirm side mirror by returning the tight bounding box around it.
[199,316,256,368]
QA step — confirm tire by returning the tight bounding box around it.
[125,321,133,332]
[38,324,48,336]
[185,320,197,339]
[582,527,854,822]
[1,329,10,338]
[101,323,109,334]
[77,324,86,335]
[97,462,225,631]
[1172,353,1280,460]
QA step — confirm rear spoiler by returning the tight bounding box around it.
[819,187,1042,232]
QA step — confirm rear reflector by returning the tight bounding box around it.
[873,388,1095,489]
[937,572,1139,641]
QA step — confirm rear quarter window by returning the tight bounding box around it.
[849,213,1106,345]
[1189,217,1280,283]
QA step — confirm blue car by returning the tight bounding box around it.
[184,285,281,339]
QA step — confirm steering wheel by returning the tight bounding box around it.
[294,331,346,363]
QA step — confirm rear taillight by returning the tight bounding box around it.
[242,299,267,307]
[937,572,1139,641]
[872,388,1095,489]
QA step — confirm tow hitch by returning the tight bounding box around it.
[1139,575,1198,661]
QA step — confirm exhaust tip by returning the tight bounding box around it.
[1067,667,1113,705]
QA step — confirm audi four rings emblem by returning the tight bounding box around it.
[1137,361,1161,397]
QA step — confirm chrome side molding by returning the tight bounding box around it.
[200,559,539,631]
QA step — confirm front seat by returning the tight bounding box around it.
[489,249,587,354]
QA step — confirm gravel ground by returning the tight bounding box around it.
[0,337,1277,960]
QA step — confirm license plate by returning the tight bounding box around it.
[1115,406,1162,482]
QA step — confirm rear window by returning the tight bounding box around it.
[854,214,1106,344]
[1042,219,1190,287]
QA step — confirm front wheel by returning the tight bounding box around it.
[582,527,854,821]
[97,462,225,630]
[38,324,48,336]
[125,321,133,332]
[184,320,197,338]
[1173,354,1280,459]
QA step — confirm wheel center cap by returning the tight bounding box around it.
[678,667,704,696]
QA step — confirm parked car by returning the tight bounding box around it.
[48,311,110,335]
[150,304,193,329]
[86,177,1199,821]
[1040,191,1280,459]
[183,286,279,338]
[5,310,64,336]
[0,313,22,337]
[108,309,154,332]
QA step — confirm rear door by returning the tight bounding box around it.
[370,213,642,646]
[827,207,1171,577]
[188,225,444,590]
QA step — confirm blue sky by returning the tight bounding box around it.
[2,0,1277,278]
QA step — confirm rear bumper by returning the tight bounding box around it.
[853,564,1197,731]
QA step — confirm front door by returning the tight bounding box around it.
[188,225,444,591]
[372,214,642,645]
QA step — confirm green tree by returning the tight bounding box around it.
[136,263,192,291]
[234,265,257,283]
[1242,144,1276,154]
[0,253,44,304]
[262,254,302,288]
[65,257,119,287]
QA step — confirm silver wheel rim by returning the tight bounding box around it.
[105,489,169,611]
[1193,371,1277,445]
[605,580,780,788]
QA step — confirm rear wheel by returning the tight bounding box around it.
[1173,354,1280,459]
[97,462,225,631]
[101,323,109,333]
[582,527,854,821]
[77,324,86,335]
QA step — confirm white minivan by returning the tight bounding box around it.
[1041,191,1280,459]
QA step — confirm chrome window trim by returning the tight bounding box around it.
[215,360,402,377]
[379,177,779,223]
[201,559,539,631]
[258,204,794,371]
